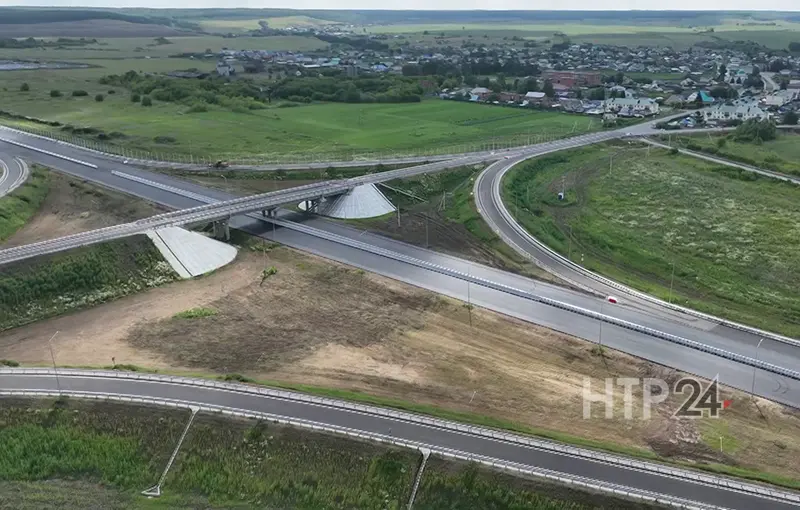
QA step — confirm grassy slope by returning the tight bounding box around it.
[0,235,177,331]
[416,457,667,510]
[0,398,663,509]
[675,132,800,177]
[0,165,49,242]
[503,143,800,338]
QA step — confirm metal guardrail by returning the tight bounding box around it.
[0,389,723,509]
[60,170,800,383]
[2,369,797,507]
[480,141,800,349]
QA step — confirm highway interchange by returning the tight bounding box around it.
[1,120,800,508]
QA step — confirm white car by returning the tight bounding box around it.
[504,155,511,160]
[122,159,129,164]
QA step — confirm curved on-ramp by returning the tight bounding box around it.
[0,154,28,198]
[473,139,800,348]
[2,368,800,510]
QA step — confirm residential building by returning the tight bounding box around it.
[702,104,769,122]
[686,90,715,105]
[216,61,235,77]
[604,97,660,116]
[542,70,602,88]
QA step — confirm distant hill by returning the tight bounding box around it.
[0,8,201,31]
[116,9,800,27]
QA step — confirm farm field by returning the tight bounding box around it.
[0,397,671,509]
[0,34,327,61]
[0,77,601,161]
[674,132,800,177]
[503,142,800,337]
[367,22,800,49]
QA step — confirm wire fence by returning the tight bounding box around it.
[5,123,596,168]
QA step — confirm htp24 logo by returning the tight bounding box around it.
[583,375,733,420]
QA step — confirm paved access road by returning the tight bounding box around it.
[1,133,798,409]
[0,153,27,198]
[3,370,799,510]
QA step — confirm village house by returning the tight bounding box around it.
[604,97,660,116]
[702,104,770,122]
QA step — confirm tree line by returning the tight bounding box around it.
[99,70,425,109]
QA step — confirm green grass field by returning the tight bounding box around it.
[0,35,326,61]
[0,165,49,242]
[674,132,800,177]
[0,77,601,161]
[0,397,666,509]
[503,142,800,337]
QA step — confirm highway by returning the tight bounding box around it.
[2,122,800,506]
[2,368,800,510]
[1,133,799,408]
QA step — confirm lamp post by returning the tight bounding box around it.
[48,331,61,394]
[751,338,764,399]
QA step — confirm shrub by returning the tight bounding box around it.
[0,359,20,367]
[107,89,116,94]
[153,135,176,144]
[186,102,209,113]
[131,93,141,103]
[95,94,104,102]
[141,96,152,107]
[50,90,62,98]
[19,83,29,92]
[72,90,88,97]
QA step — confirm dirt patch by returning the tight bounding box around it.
[2,239,800,483]
[2,172,166,247]
[125,248,440,372]
[0,250,259,370]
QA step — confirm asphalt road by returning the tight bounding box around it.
[2,126,800,506]
[0,152,26,198]
[0,135,798,408]
[2,371,798,510]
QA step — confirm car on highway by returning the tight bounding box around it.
[607,296,618,304]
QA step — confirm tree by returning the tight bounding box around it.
[141,96,152,107]
[790,41,800,52]
[615,71,624,85]
[19,82,29,92]
[50,90,62,98]
[131,93,141,103]
[717,64,727,81]
[784,111,799,125]
[588,87,606,100]
[543,79,555,98]
[780,79,788,90]
[95,94,104,102]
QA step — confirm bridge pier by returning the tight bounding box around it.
[212,219,230,241]
[261,208,277,218]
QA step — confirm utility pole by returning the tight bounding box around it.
[48,331,61,395]
[751,338,764,399]
[598,301,604,347]
[467,265,473,328]
[424,214,429,248]
[668,261,676,304]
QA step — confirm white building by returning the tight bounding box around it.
[604,97,660,116]
[702,104,769,122]
[763,89,799,107]
[216,61,235,77]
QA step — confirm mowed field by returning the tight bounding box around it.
[503,142,800,337]
[367,22,800,50]
[0,74,599,160]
